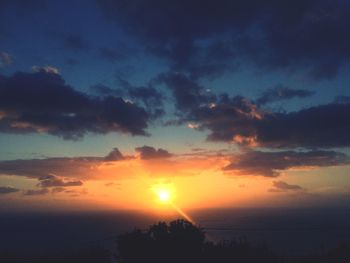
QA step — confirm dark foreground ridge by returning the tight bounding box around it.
[1,218,350,262]
[117,219,350,263]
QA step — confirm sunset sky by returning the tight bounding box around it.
[1,0,350,213]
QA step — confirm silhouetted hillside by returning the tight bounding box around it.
[116,219,350,263]
[1,217,349,262]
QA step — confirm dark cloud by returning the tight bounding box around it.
[127,86,164,108]
[0,186,19,194]
[116,77,165,119]
[0,52,13,67]
[23,188,49,196]
[175,89,350,148]
[0,158,97,179]
[52,187,66,193]
[90,83,123,97]
[224,150,349,177]
[0,147,126,179]
[105,182,121,187]
[104,147,124,161]
[186,63,233,81]
[0,0,43,10]
[0,0,42,42]
[64,188,88,197]
[334,95,350,104]
[256,85,314,106]
[62,33,88,52]
[52,187,88,196]
[99,47,126,62]
[135,145,172,160]
[0,70,150,139]
[191,148,206,152]
[37,174,83,188]
[97,0,350,80]
[269,180,303,192]
[179,94,262,142]
[157,72,345,149]
[307,61,340,80]
[255,102,350,148]
[64,58,80,66]
[97,0,261,70]
[32,65,59,74]
[157,72,215,112]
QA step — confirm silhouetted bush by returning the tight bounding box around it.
[117,219,205,263]
[116,219,282,263]
[117,219,350,262]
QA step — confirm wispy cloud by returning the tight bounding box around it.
[0,186,19,194]
[224,150,350,177]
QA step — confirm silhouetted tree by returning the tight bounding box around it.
[116,219,350,263]
[116,219,283,263]
[117,219,206,263]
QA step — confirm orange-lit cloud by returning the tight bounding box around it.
[0,146,349,211]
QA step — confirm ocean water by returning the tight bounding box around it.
[0,207,349,259]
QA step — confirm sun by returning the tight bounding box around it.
[157,189,171,202]
[152,184,174,204]
[151,182,176,207]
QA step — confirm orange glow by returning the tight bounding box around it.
[4,152,348,212]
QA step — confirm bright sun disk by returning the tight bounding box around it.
[157,189,171,202]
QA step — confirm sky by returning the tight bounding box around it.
[0,0,350,213]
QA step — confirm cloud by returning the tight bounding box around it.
[127,86,164,108]
[157,72,215,112]
[13,144,326,183]
[32,65,59,74]
[0,158,96,179]
[37,174,83,188]
[90,84,123,97]
[173,89,350,148]
[23,188,49,196]
[0,147,224,180]
[0,186,19,194]
[64,188,88,197]
[269,181,303,193]
[99,47,126,62]
[1,146,346,181]
[104,147,124,161]
[0,52,12,67]
[97,0,350,80]
[256,85,314,106]
[116,77,165,118]
[176,94,262,143]
[223,150,349,177]
[64,58,80,66]
[0,147,134,180]
[0,70,151,139]
[52,187,66,193]
[334,95,350,104]
[186,63,233,80]
[62,33,88,52]
[254,102,350,148]
[105,182,121,187]
[51,187,88,196]
[135,146,172,160]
